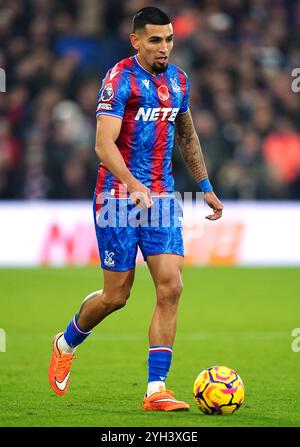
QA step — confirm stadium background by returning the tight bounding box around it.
[1,0,300,428]
[1,0,300,201]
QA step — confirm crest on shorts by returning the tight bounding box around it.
[104,251,115,267]
[100,83,114,102]
[157,85,169,101]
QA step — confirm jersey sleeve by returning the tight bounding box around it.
[179,70,190,114]
[96,68,130,119]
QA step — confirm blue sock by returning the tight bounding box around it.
[63,315,92,349]
[148,346,173,383]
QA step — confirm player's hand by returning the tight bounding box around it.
[128,180,152,208]
[204,192,223,221]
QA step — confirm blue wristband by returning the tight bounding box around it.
[198,178,213,193]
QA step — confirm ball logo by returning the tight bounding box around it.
[100,83,114,102]
[158,85,169,101]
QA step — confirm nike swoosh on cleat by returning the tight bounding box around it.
[55,373,70,391]
[154,398,185,404]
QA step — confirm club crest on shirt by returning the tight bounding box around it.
[100,83,114,102]
[157,85,169,101]
[170,77,181,93]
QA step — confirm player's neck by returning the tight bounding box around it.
[135,54,156,76]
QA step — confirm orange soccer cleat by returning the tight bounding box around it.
[143,387,190,411]
[48,332,77,396]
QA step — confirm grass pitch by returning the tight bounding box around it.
[0,266,299,427]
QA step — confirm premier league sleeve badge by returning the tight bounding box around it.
[100,83,114,102]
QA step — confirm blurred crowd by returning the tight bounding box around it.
[0,0,300,200]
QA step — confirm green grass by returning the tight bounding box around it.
[0,266,300,427]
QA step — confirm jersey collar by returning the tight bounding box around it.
[133,55,163,78]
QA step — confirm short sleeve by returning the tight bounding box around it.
[96,68,130,119]
[179,71,190,114]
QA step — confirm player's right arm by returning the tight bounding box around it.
[95,115,152,207]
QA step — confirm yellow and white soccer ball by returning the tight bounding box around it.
[193,366,245,415]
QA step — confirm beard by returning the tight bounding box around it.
[151,61,168,74]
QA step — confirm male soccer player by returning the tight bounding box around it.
[48,7,223,411]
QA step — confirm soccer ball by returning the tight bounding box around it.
[193,366,245,415]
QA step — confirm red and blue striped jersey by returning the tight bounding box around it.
[95,55,190,197]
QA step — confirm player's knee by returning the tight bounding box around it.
[157,280,183,304]
[112,292,130,310]
[102,288,130,311]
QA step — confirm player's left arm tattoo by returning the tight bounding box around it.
[175,109,208,182]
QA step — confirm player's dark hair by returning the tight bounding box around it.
[132,7,170,32]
